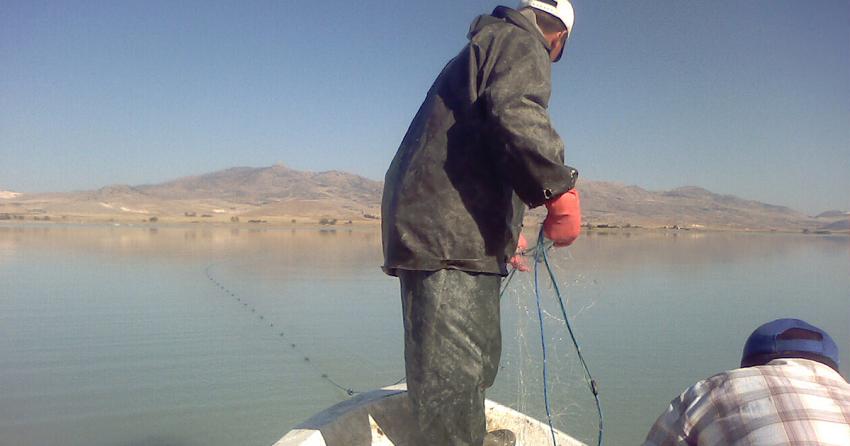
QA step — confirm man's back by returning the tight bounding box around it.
[643,358,850,446]
[381,6,575,277]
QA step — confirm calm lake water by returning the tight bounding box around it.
[1,224,848,446]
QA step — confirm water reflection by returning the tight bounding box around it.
[0,223,847,446]
[0,225,384,273]
[1,224,844,277]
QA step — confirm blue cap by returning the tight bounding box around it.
[741,318,839,370]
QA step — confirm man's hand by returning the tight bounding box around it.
[509,233,530,272]
[543,189,581,247]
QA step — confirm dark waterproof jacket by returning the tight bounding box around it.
[382,7,578,276]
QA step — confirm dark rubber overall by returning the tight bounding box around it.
[399,269,503,446]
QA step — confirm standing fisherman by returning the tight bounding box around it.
[381,1,582,445]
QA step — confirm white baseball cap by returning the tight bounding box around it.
[518,0,575,36]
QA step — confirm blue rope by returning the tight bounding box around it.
[533,229,559,446]
[532,225,604,446]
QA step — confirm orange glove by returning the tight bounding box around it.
[509,233,530,272]
[543,189,581,247]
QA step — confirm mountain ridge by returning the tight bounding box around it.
[1,165,844,231]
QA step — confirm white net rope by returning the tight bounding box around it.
[493,245,601,445]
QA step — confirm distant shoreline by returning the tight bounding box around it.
[2,218,846,236]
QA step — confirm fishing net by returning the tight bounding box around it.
[204,228,603,445]
[492,240,602,445]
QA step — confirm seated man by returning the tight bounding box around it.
[643,318,850,446]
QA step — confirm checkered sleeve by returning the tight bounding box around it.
[642,382,707,446]
[643,360,850,446]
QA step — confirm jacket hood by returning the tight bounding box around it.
[468,6,552,52]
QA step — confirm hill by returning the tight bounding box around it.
[812,210,849,232]
[574,182,817,230]
[818,219,850,231]
[0,165,383,224]
[0,165,832,231]
[815,210,849,219]
[134,164,381,206]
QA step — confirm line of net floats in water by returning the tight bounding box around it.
[203,263,383,396]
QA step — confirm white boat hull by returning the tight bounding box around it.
[274,385,586,446]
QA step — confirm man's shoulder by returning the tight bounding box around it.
[694,360,850,402]
[468,14,544,56]
[676,365,797,407]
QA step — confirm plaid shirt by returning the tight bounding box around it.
[643,358,850,446]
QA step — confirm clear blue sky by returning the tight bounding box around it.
[2,0,848,215]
